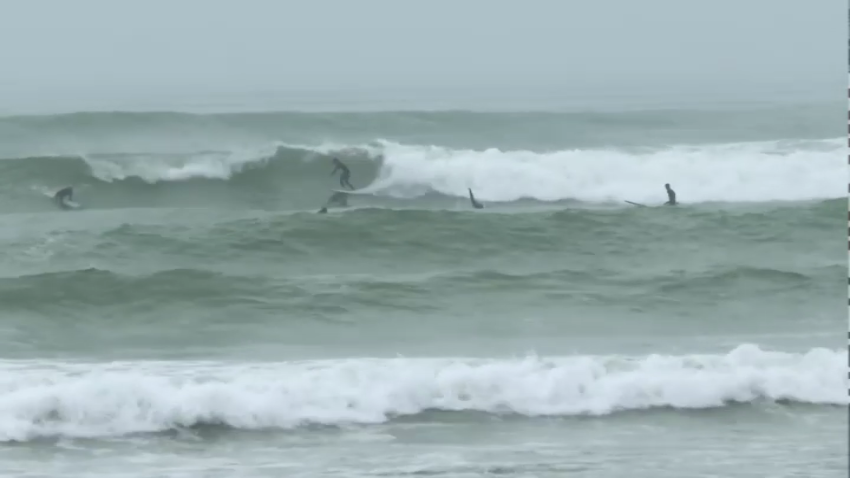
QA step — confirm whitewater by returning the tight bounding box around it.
[0,105,845,478]
[0,137,844,214]
[0,344,844,443]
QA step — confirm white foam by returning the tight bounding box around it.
[0,344,843,441]
[72,140,366,183]
[367,138,845,203]
[69,138,844,204]
[82,144,280,183]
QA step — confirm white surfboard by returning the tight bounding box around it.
[331,188,374,195]
[43,191,80,209]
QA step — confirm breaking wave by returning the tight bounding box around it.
[0,137,843,210]
[0,344,843,441]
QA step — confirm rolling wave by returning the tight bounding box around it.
[0,268,269,312]
[0,344,843,441]
[0,259,840,314]
[0,198,841,280]
[0,105,838,157]
[0,137,843,212]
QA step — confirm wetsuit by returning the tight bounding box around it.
[52,186,74,209]
[331,159,354,190]
[664,184,677,206]
[468,188,484,209]
[54,186,73,202]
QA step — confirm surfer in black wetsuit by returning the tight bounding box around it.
[468,188,484,209]
[54,186,74,207]
[331,158,354,190]
[664,183,677,206]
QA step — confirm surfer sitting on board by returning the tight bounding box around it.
[54,186,74,205]
[664,183,677,206]
[468,188,484,209]
[330,158,354,190]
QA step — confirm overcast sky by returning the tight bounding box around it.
[0,0,843,112]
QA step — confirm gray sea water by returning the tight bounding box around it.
[0,99,846,477]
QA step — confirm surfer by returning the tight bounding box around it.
[53,186,74,207]
[330,158,354,190]
[468,188,484,209]
[664,183,677,206]
[318,207,328,214]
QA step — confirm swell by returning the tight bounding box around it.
[0,261,841,315]
[0,146,380,188]
[0,199,842,283]
[0,268,271,312]
[11,197,845,254]
[1,104,840,155]
[0,146,382,210]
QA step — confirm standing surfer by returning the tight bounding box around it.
[54,186,74,208]
[330,158,354,190]
[54,186,73,202]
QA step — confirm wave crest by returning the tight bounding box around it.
[0,137,843,210]
[0,344,843,441]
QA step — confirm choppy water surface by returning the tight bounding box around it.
[0,103,845,477]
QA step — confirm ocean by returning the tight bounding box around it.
[0,101,845,477]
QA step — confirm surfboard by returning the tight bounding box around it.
[625,200,647,207]
[331,188,372,195]
[43,191,80,209]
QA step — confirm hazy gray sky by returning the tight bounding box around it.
[0,0,843,112]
